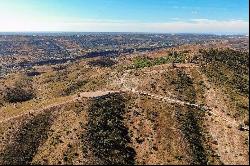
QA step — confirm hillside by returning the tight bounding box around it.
[0,48,249,165]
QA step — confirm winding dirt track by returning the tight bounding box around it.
[0,91,118,124]
[0,66,247,164]
[0,88,239,128]
[0,63,242,130]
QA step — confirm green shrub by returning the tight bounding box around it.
[133,52,186,69]
[133,57,152,68]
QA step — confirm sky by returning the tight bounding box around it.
[0,0,249,34]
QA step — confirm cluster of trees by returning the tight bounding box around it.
[133,52,186,69]
[87,58,117,67]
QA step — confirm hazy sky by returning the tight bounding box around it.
[0,0,249,33]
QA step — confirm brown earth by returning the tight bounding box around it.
[0,47,248,165]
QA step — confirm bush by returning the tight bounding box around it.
[133,53,186,69]
[62,80,87,96]
[133,57,152,68]
[87,58,117,67]
[3,76,35,103]
[153,57,169,65]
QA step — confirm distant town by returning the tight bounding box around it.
[0,33,248,76]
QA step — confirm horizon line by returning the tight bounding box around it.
[0,31,248,35]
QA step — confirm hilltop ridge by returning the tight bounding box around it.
[0,37,249,165]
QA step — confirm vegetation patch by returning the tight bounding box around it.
[62,80,88,96]
[87,58,117,67]
[86,93,136,165]
[133,52,186,69]
[0,112,54,165]
[197,48,249,95]
[194,48,249,119]
[3,76,36,103]
[26,71,42,77]
[176,105,209,165]
[172,69,196,103]
[171,69,219,164]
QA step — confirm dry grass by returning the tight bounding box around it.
[0,48,248,165]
